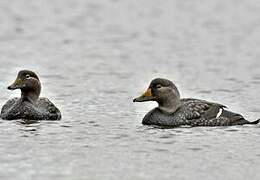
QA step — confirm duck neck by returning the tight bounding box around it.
[21,86,41,103]
[158,96,181,114]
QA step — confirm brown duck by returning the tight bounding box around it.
[1,70,61,120]
[134,78,259,127]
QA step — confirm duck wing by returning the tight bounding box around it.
[181,98,221,120]
[1,98,19,119]
[37,98,61,120]
[181,98,258,126]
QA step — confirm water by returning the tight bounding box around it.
[0,0,260,179]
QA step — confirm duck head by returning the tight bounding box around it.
[8,70,41,102]
[133,78,181,114]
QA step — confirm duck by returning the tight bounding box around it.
[133,78,259,127]
[1,70,61,120]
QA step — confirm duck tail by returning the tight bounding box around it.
[249,119,260,124]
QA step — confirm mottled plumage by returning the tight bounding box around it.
[134,78,259,127]
[1,70,61,120]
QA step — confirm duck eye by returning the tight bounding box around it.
[156,84,162,89]
[25,74,30,79]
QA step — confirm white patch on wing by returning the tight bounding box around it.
[216,108,223,118]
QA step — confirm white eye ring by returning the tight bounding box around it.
[156,84,162,89]
[25,74,30,79]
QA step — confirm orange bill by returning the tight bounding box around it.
[133,88,156,102]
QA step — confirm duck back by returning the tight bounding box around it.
[1,98,61,120]
[142,99,258,127]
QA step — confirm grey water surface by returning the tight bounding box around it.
[0,0,260,180]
